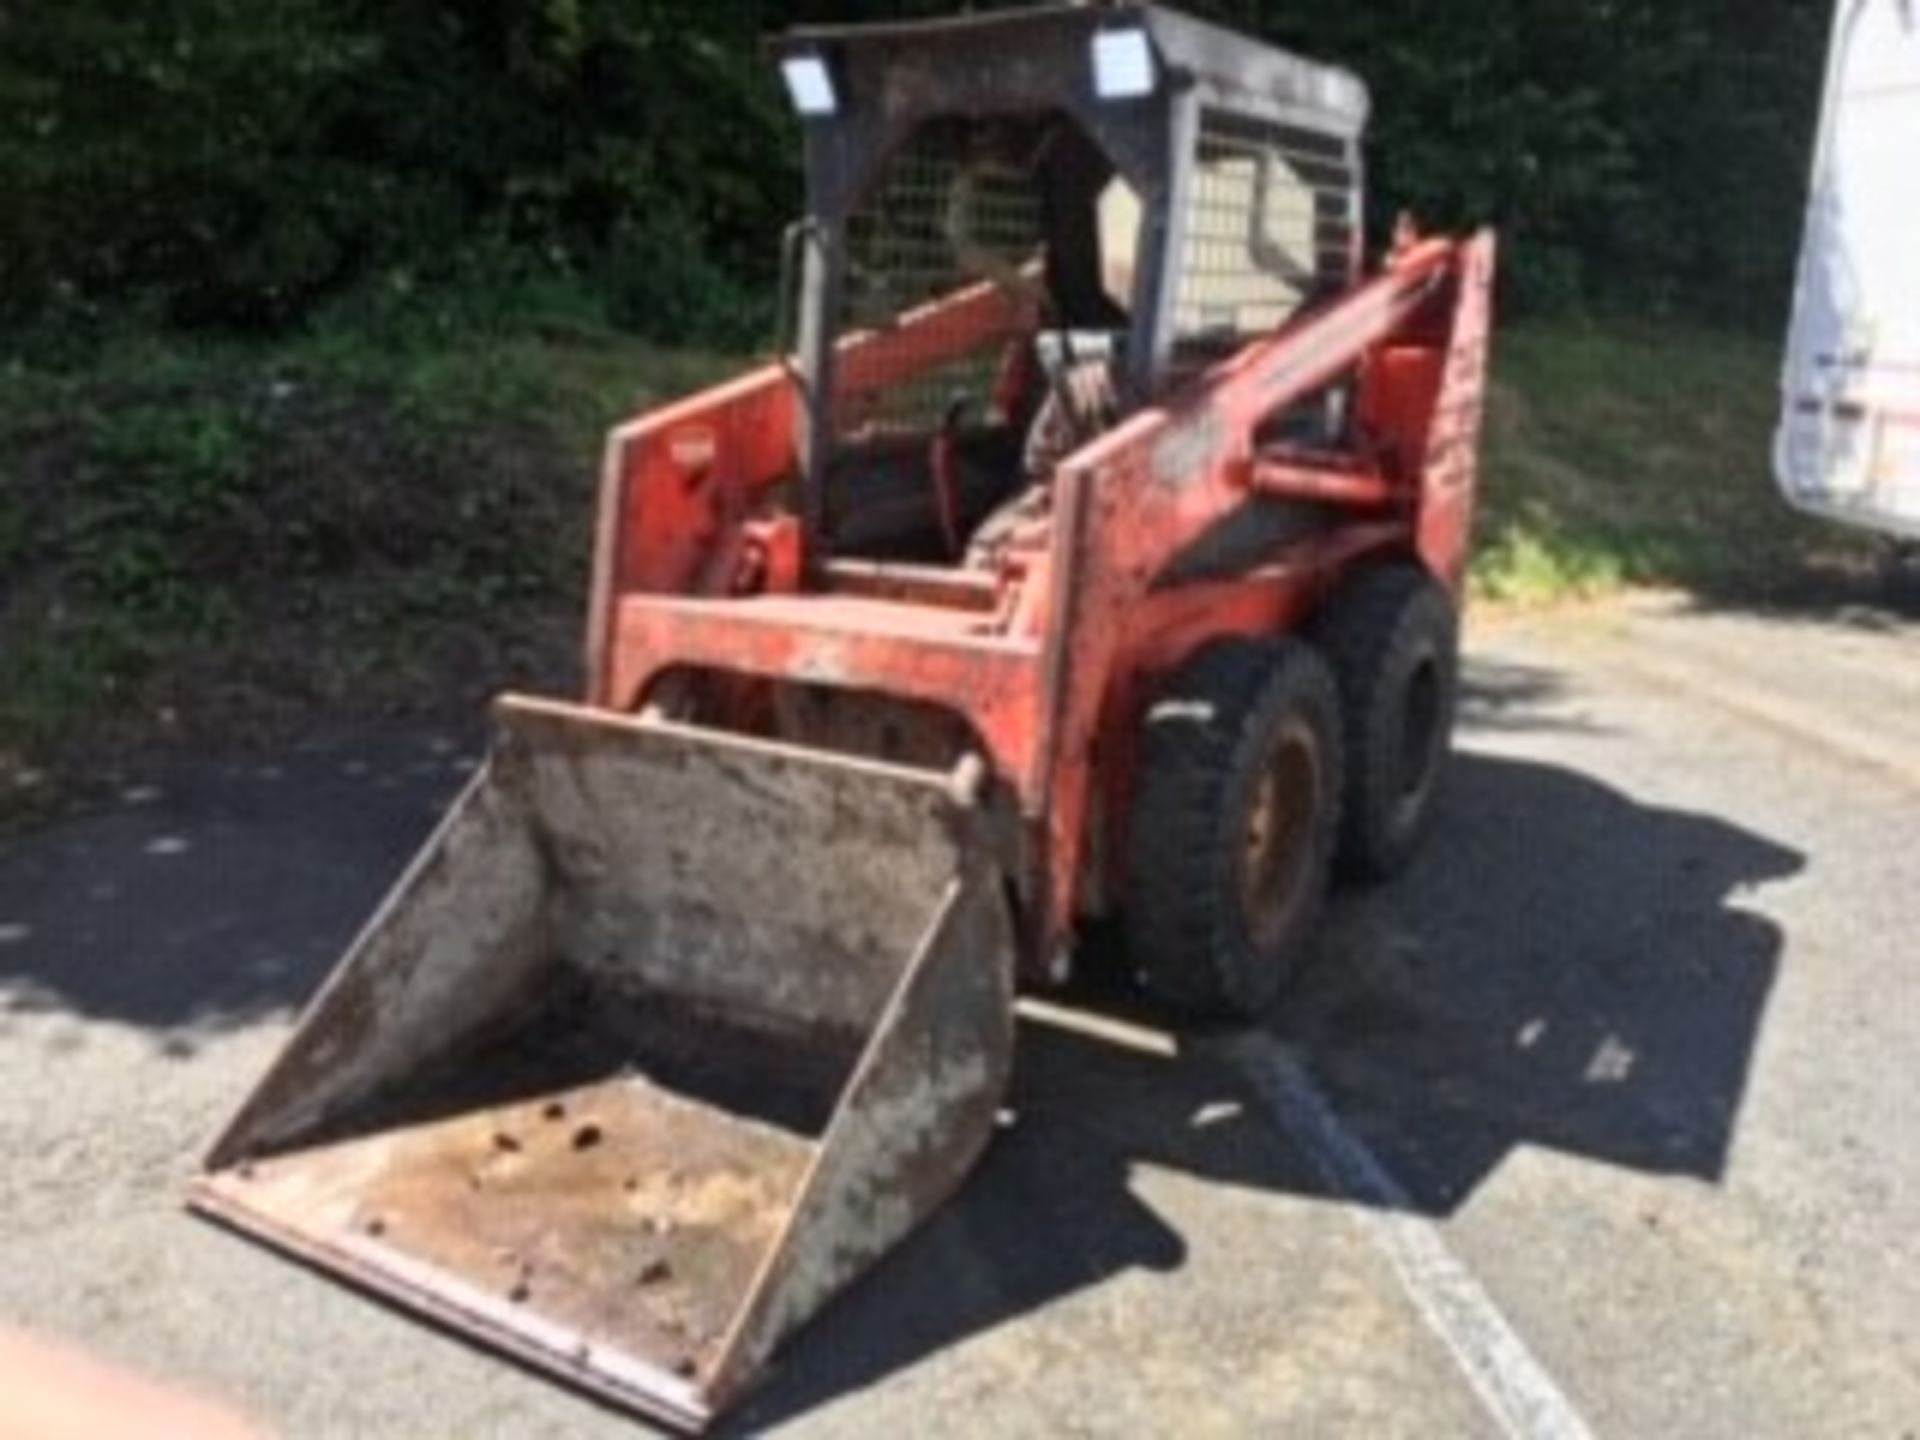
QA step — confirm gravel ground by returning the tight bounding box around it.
[1,596,1916,1438]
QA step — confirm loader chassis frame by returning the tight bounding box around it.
[584,4,1493,976]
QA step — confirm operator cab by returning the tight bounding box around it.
[775,4,1370,569]
[825,110,1137,564]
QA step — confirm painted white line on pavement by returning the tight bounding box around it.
[1222,1031,1597,1440]
[1017,996,1180,1057]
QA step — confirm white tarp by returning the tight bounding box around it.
[1776,0,1920,538]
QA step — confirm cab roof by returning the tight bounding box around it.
[778,2,1370,138]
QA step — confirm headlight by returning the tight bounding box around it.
[1091,28,1156,101]
[780,54,838,119]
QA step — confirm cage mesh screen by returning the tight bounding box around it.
[836,117,1049,440]
[1174,110,1358,361]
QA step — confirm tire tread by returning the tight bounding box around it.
[1125,638,1342,1019]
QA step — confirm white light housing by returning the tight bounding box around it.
[781,54,837,118]
[1092,28,1156,100]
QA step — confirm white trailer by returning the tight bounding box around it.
[1775,0,1920,538]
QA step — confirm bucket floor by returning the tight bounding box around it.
[202,994,859,1381]
[219,1069,814,1381]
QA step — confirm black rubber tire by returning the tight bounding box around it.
[1313,563,1460,884]
[1123,638,1344,1021]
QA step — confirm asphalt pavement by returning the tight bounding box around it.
[1,595,1915,1438]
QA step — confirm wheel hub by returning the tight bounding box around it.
[1240,720,1322,952]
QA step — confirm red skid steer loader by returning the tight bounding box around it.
[192,4,1495,1430]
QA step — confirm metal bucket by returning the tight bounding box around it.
[190,696,1016,1431]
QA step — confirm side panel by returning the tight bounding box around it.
[1776,0,1920,537]
[709,873,1015,1410]
[587,368,798,703]
[1416,231,1498,592]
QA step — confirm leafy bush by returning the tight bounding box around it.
[0,1,795,335]
[0,0,1831,338]
[0,304,743,767]
[1196,0,1829,322]
[1476,322,1881,603]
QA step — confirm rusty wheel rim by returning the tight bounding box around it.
[1239,719,1322,953]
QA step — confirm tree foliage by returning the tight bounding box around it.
[1203,0,1832,318]
[0,0,1831,337]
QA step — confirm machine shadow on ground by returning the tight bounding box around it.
[735,707,1802,1430]
[0,732,475,1052]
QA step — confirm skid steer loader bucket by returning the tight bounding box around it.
[190,696,1016,1431]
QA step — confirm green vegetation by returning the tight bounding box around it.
[0,2,788,340]
[0,282,731,785]
[1,1,1827,332]
[1477,325,1882,604]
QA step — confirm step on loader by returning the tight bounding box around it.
[192,5,1496,1430]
